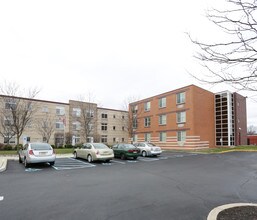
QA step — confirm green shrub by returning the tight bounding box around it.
[4,145,13,151]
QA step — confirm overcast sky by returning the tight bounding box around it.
[0,0,256,127]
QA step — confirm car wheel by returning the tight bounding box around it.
[133,157,137,160]
[18,155,22,163]
[49,162,55,166]
[142,151,147,157]
[120,154,126,160]
[105,159,110,163]
[87,155,93,163]
[74,152,77,159]
[24,158,29,168]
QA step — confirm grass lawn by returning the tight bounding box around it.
[167,145,257,154]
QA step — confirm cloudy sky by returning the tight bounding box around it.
[0,0,256,126]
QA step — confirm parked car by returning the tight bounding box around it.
[18,142,56,167]
[74,143,114,163]
[112,143,140,160]
[133,142,162,157]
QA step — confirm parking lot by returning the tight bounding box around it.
[1,151,257,220]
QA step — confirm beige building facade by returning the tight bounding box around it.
[0,95,128,146]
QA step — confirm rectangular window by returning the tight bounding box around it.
[56,121,64,129]
[159,132,167,142]
[72,122,81,130]
[133,117,138,129]
[132,105,138,114]
[86,110,94,118]
[177,111,186,123]
[122,126,125,131]
[56,106,65,115]
[113,126,116,130]
[144,101,151,111]
[144,117,151,127]
[101,135,107,143]
[133,134,138,142]
[102,113,108,119]
[159,97,166,108]
[42,106,48,113]
[113,115,116,118]
[4,136,15,144]
[101,123,107,131]
[144,133,151,142]
[177,92,185,104]
[5,99,16,110]
[72,108,81,117]
[159,115,167,125]
[177,131,186,142]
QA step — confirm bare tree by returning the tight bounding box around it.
[247,125,257,135]
[34,113,55,143]
[0,81,40,146]
[70,93,98,143]
[122,96,141,143]
[189,0,257,91]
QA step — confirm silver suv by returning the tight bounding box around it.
[133,142,162,157]
[18,142,56,167]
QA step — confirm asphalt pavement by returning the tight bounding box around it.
[1,152,257,220]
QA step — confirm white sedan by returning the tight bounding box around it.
[133,142,162,157]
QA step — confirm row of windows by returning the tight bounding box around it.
[143,92,185,112]
[101,123,125,131]
[133,111,186,128]
[101,113,125,119]
[134,131,186,142]
[101,135,125,143]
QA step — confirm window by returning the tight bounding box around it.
[4,116,13,126]
[101,135,107,143]
[159,132,166,142]
[113,115,116,118]
[132,105,138,114]
[42,106,48,113]
[5,99,16,110]
[86,110,94,118]
[113,137,116,142]
[177,92,185,104]
[177,111,186,123]
[101,123,107,131]
[102,113,108,119]
[72,108,81,117]
[177,131,186,142]
[72,122,81,130]
[122,115,125,119]
[88,123,93,131]
[56,106,65,115]
[144,133,151,142]
[133,134,138,142]
[159,115,167,125]
[56,121,64,129]
[113,126,116,130]
[144,117,151,127]
[122,126,125,131]
[122,138,125,142]
[4,136,15,144]
[159,97,166,108]
[144,101,151,111]
[133,118,138,129]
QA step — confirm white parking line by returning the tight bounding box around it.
[138,157,159,162]
[0,196,4,201]
[111,160,126,164]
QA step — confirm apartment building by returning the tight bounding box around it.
[129,85,247,149]
[97,107,128,145]
[0,95,128,146]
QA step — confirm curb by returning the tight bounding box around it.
[0,158,7,172]
[207,203,257,220]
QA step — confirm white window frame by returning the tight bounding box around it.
[176,92,185,104]
[159,132,167,142]
[144,101,151,111]
[177,111,186,123]
[72,108,81,117]
[56,106,65,116]
[159,97,166,108]
[177,131,186,142]
[144,133,151,142]
[159,115,167,125]
[144,117,151,127]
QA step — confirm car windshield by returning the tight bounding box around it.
[93,143,109,149]
[123,144,135,149]
[31,143,52,150]
[147,143,156,147]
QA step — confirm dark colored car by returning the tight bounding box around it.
[112,143,140,160]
